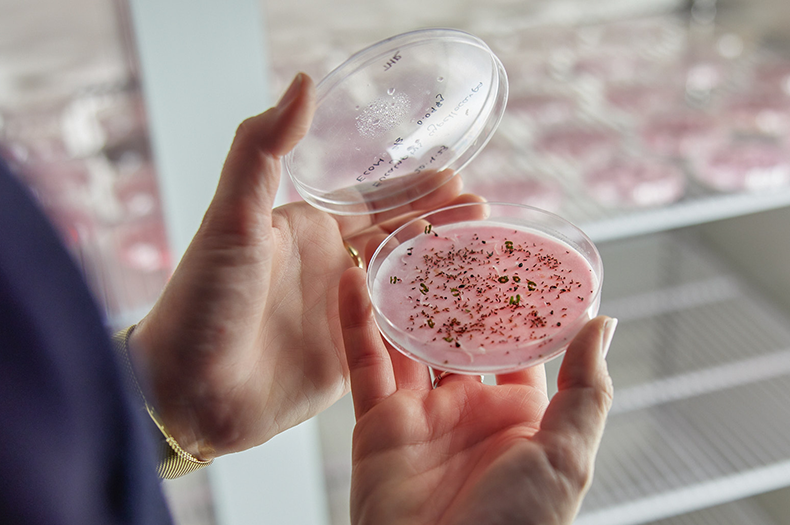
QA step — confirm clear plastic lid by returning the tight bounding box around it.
[284,28,508,215]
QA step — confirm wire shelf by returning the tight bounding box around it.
[641,496,782,525]
[576,184,790,244]
[567,232,790,525]
[577,375,790,525]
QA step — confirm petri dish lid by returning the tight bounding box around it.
[284,28,508,215]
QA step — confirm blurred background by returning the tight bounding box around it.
[2,0,790,523]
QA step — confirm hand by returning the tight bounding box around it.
[129,73,470,459]
[339,266,616,525]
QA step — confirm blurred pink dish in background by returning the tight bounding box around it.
[466,176,565,213]
[692,140,790,192]
[535,126,621,167]
[641,111,723,158]
[585,157,686,208]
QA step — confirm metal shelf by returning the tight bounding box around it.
[485,130,790,244]
[566,232,790,525]
[601,235,790,409]
[577,375,790,525]
[578,184,790,244]
[641,494,783,525]
[475,113,790,244]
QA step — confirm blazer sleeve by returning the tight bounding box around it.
[0,157,173,524]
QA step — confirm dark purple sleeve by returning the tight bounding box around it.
[0,157,173,524]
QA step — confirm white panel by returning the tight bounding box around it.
[209,420,330,525]
[127,0,272,259]
[128,2,329,524]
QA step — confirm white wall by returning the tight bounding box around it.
[127,1,330,523]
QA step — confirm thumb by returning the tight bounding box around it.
[212,73,316,224]
[252,72,316,158]
[533,316,616,492]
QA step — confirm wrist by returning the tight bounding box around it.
[115,324,215,476]
[128,316,213,458]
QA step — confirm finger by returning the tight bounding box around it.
[386,343,432,391]
[339,267,397,419]
[345,192,488,268]
[534,316,617,479]
[364,234,388,268]
[370,192,487,237]
[495,363,548,397]
[342,257,431,389]
[214,73,316,219]
[334,170,464,238]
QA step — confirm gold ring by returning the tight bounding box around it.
[432,371,484,388]
[344,242,364,269]
[432,370,454,388]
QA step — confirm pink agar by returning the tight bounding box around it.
[372,223,597,370]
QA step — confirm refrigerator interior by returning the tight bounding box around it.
[2,0,790,524]
[264,0,790,524]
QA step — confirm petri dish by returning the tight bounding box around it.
[467,176,565,213]
[507,90,578,126]
[534,125,621,168]
[367,202,603,374]
[691,139,790,192]
[584,157,686,208]
[640,111,723,159]
[284,28,508,215]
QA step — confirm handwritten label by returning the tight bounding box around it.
[454,81,483,112]
[370,156,410,187]
[383,50,402,72]
[406,138,424,157]
[416,94,445,125]
[424,82,485,137]
[412,145,449,176]
[357,158,387,182]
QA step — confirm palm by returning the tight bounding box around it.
[351,381,550,525]
[339,266,615,525]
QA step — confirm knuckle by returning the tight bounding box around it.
[234,116,259,143]
[557,441,596,493]
[588,370,615,415]
[544,434,596,493]
[346,349,385,372]
[233,110,275,146]
[596,376,615,413]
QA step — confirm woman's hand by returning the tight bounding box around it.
[128,73,469,459]
[339,266,616,525]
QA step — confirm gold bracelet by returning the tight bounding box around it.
[112,325,213,479]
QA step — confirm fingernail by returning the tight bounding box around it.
[601,318,618,359]
[277,73,304,112]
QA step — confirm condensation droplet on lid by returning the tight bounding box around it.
[355,93,412,138]
[387,87,395,95]
[355,105,360,110]
[437,76,445,82]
